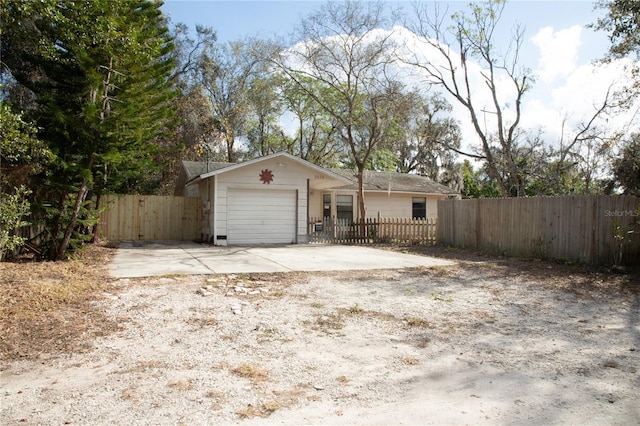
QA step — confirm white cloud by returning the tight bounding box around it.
[284,25,638,154]
[531,26,582,83]
[551,61,627,113]
[520,98,563,138]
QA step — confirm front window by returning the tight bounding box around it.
[323,194,331,219]
[412,197,426,219]
[336,194,353,221]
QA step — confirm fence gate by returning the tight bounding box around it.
[97,194,202,241]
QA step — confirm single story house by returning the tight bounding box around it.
[175,152,459,245]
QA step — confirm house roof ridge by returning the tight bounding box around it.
[326,167,458,195]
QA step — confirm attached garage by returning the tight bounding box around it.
[227,188,297,244]
[189,152,352,245]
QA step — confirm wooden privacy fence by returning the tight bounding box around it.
[308,216,437,245]
[437,195,640,266]
[96,194,202,241]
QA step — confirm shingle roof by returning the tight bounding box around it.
[330,169,458,195]
[177,160,458,196]
[180,160,234,182]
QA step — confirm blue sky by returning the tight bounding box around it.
[163,0,323,43]
[161,1,636,148]
[161,1,608,55]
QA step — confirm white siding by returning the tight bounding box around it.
[366,193,446,219]
[363,193,413,218]
[426,196,440,218]
[309,189,322,218]
[309,191,446,219]
[215,159,312,244]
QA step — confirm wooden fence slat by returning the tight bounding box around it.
[97,194,202,242]
[437,195,640,266]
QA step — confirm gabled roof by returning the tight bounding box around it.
[330,169,459,195]
[197,152,352,184]
[176,154,459,196]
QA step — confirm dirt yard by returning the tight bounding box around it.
[1,246,639,425]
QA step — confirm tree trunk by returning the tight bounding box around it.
[47,192,67,260]
[226,133,235,163]
[56,153,95,260]
[356,165,366,236]
[92,192,103,242]
[55,177,89,260]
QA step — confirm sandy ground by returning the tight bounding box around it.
[1,261,639,425]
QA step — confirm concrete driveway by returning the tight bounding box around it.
[110,241,455,278]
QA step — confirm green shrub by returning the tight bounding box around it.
[0,186,32,260]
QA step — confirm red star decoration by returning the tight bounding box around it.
[259,169,274,184]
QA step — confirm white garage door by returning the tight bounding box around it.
[227,189,297,244]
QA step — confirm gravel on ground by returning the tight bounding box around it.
[1,250,639,425]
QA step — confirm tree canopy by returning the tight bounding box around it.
[274,0,405,220]
[2,0,177,259]
[594,0,640,59]
[611,134,640,196]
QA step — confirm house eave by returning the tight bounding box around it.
[361,189,460,196]
[199,151,352,185]
[328,188,459,196]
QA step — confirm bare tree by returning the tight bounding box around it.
[273,0,401,220]
[406,0,530,196]
[406,0,630,196]
[549,83,633,194]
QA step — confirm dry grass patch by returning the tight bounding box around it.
[347,304,364,314]
[402,316,432,328]
[239,271,309,292]
[336,375,350,384]
[186,316,219,328]
[168,379,195,391]
[308,313,345,331]
[118,359,169,374]
[236,387,308,419]
[0,243,118,360]
[472,309,496,322]
[231,363,270,383]
[235,402,277,419]
[337,306,397,322]
[270,387,309,406]
[205,390,227,410]
[121,385,139,401]
[401,356,421,365]
[424,264,462,278]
